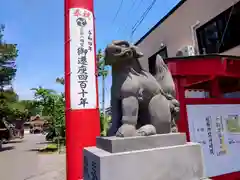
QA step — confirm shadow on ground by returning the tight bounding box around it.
[27,148,40,152]
[9,140,24,144]
[0,146,15,152]
[36,141,52,145]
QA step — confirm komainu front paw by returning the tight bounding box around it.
[136,124,156,136]
[171,126,178,133]
[116,124,137,137]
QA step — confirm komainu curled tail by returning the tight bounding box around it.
[154,55,180,132]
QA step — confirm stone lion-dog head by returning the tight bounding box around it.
[104,40,144,66]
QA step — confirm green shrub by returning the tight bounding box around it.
[100,114,111,136]
[39,143,58,153]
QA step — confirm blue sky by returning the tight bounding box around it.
[0,0,180,108]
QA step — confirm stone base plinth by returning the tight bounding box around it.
[83,134,207,180]
[96,133,186,153]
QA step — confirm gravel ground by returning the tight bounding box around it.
[25,153,66,180]
[0,134,66,180]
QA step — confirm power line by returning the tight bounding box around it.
[105,0,124,45]
[130,0,157,40]
[131,0,156,33]
[132,2,152,30]
[116,0,142,35]
[99,0,124,49]
[111,0,124,24]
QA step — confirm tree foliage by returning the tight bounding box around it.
[0,88,33,121]
[97,49,108,78]
[31,86,65,141]
[56,77,64,85]
[97,49,111,135]
[0,24,25,122]
[100,112,111,136]
[18,100,42,116]
[0,25,18,89]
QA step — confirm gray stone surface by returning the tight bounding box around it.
[96,133,186,153]
[84,142,205,180]
[105,40,180,137]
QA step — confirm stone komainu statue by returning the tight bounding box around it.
[105,40,180,137]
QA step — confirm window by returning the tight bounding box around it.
[197,1,240,54]
[185,90,210,98]
[148,47,168,75]
[224,91,240,98]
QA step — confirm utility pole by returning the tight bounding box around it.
[102,68,106,118]
[64,0,100,179]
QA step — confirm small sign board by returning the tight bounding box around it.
[187,104,240,177]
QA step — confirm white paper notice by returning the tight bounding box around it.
[69,8,97,109]
[186,104,240,177]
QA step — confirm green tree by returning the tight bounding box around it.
[18,100,42,117]
[31,86,65,142]
[97,49,108,77]
[0,25,18,89]
[97,49,111,135]
[97,49,108,113]
[0,25,19,121]
[100,112,111,136]
[56,77,64,85]
[1,88,18,102]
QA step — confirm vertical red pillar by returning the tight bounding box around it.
[64,0,100,180]
[175,77,190,141]
[210,77,222,98]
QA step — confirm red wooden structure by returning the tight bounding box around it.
[167,55,240,180]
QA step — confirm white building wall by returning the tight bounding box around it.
[136,0,240,71]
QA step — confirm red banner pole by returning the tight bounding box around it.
[64,0,100,179]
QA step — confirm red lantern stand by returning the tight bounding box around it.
[166,55,240,180]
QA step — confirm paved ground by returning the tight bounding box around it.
[0,133,66,180]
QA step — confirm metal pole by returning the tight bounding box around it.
[102,75,105,118]
[64,0,100,179]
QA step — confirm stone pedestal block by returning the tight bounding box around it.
[96,133,186,153]
[83,134,207,180]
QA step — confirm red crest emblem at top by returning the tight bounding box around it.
[74,9,81,17]
[73,9,91,19]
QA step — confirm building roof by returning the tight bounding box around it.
[30,115,40,121]
[135,0,187,46]
[30,120,45,126]
[166,54,240,61]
